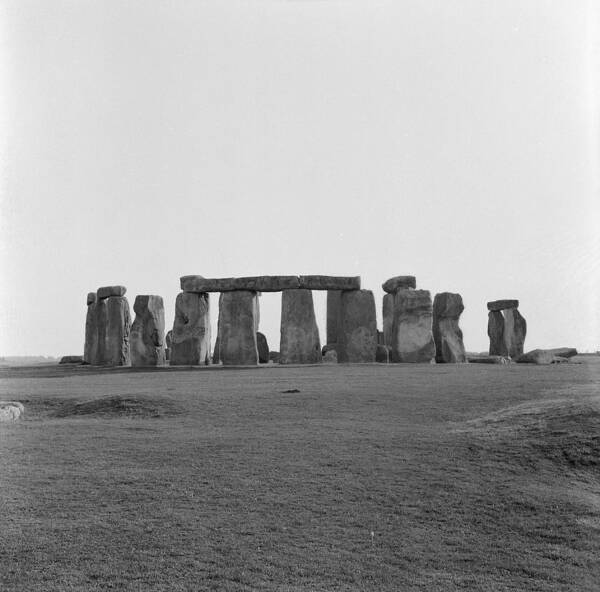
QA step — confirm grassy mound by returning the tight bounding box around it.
[52,395,182,419]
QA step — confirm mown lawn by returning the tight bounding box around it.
[1,359,599,591]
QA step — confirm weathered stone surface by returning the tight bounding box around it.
[323,349,338,364]
[280,290,322,364]
[377,331,385,345]
[390,290,435,363]
[298,276,360,291]
[487,299,519,312]
[182,275,300,293]
[96,296,131,366]
[257,332,269,364]
[503,308,527,359]
[59,355,83,364]
[382,293,394,346]
[326,291,342,344]
[170,292,211,366]
[87,292,97,305]
[488,310,507,356]
[468,355,511,364]
[337,290,378,363]
[433,292,466,363]
[376,344,390,363]
[269,351,281,363]
[165,330,172,361]
[0,401,24,421]
[548,347,578,358]
[382,276,416,294]
[212,336,220,364]
[217,291,259,365]
[130,295,166,367]
[84,299,98,364]
[516,349,568,365]
[97,285,127,300]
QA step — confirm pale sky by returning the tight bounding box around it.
[1,1,599,357]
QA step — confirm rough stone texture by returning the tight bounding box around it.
[182,275,300,293]
[269,351,281,363]
[487,299,519,312]
[84,299,98,364]
[503,308,527,359]
[87,292,97,305]
[382,293,394,346]
[488,310,507,356]
[382,276,417,293]
[517,349,569,365]
[130,295,166,367]
[0,401,24,421]
[257,332,269,364]
[298,276,360,291]
[217,291,259,365]
[165,330,172,361]
[337,290,378,363]
[433,292,466,363]
[376,344,390,363]
[279,290,321,364]
[59,356,83,364]
[170,292,211,366]
[323,349,338,364]
[468,355,511,364]
[97,285,127,300]
[212,336,220,364]
[96,296,131,366]
[548,347,578,359]
[390,290,435,363]
[377,331,385,345]
[326,291,342,345]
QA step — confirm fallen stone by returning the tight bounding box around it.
[170,292,211,366]
[298,276,360,291]
[181,275,300,293]
[323,349,338,364]
[548,347,578,358]
[59,355,83,364]
[503,308,527,358]
[97,285,127,300]
[376,344,390,363]
[130,295,166,367]
[0,401,24,421]
[516,349,571,365]
[382,293,394,346]
[390,289,436,363]
[382,276,416,293]
[279,290,322,364]
[337,290,378,363]
[217,291,259,365]
[95,296,131,366]
[87,292,97,305]
[487,299,519,312]
[468,355,511,364]
[488,310,507,356]
[257,332,269,364]
[326,291,342,344]
[433,292,466,363]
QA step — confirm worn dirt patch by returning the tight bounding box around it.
[51,395,183,419]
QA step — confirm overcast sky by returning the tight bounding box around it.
[1,1,599,357]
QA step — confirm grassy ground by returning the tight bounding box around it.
[1,358,599,591]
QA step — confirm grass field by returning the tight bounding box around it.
[1,358,599,591]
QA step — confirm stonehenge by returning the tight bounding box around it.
[171,292,211,366]
[487,299,527,358]
[336,290,378,363]
[279,290,321,364]
[433,292,466,363]
[130,295,166,367]
[217,291,259,365]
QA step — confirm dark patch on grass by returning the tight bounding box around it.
[281,388,301,393]
[51,395,182,419]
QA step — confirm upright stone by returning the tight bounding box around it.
[382,293,394,346]
[326,290,342,345]
[165,330,172,361]
[337,290,377,363]
[280,290,322,364]
[83,292,98,364]
[98,296,131,366]
[130,295,166,367]
[390,289,435,363]
[218,291,259,365]
[504,308,527,358]
[170,292,211,365]
[257,332,269,364]
[432,292,466,363]
[488,310,507,356]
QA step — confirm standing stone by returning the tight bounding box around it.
[390,290,435,363]
[280,290,322,364]
[165,330,172,361]
[97,296,131,366]
[488,310,507,356]
[84,293,98,364]
[217,291,259,365]
[130,295,166,367]
[433,292,466,363]
[376,344,390,363]
[257,332,270,364]
[382,293,394,346]
[212,335,220,364]
[503,308,527,358]
[326,290,342,345]
[170,292,211,366]
[337,290,378,363]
